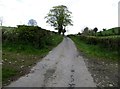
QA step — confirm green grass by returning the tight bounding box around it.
[3,68,17,80]
[3,34,63,54]
[0,64,2,87]
[2,34,63,86]
[70,36,118,61]
[96,27,119,36]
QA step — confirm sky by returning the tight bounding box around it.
[0,0,119,34]
[119,1,120,27]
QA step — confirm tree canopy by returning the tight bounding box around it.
[28,19,37,26]
[45,5,73,35]
[93,27,98,33]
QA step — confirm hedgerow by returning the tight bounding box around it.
[2,25,58,49]
[78,36,120,51]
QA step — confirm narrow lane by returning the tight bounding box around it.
[7,37,96,87]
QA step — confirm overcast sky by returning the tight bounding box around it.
[0,0,119,34]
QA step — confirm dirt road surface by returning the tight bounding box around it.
[7,37,96,87]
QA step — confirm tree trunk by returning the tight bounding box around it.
[63,32,64,36]
[58,25,63,35]
[62,28,66,36]
[58,30,61,34]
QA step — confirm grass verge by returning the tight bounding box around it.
[69,36,118,61]
[69,36,119,87]
[2,34,63,86]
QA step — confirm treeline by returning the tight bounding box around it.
[2,25,59,49]
[78,27,120,36]
[74,27,120,51]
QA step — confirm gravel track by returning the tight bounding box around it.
[6,37,96,87]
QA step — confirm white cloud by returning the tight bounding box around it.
[0,0,119,34]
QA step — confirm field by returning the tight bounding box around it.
[96,27,120,36]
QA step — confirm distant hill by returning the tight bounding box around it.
[97,27,120,36]
[1,26,16,30]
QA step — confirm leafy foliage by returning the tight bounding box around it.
[82,27,89,35]
[93,27,98,33]
[68,35,119,60]
[2,25,61,49]
[45,5,73,35]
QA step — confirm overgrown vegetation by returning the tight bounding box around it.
[2,25,60,49]
[69,35,119,60]
[69,27,120,60]
[2,25,63,86]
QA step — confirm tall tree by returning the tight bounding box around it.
[28,19,37,26]
[103,28,106,31]
[93,27,98,33]
[93,27,98,36]
[82,27,89,35]
[45,5,73,35]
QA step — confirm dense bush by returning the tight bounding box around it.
[2,25,58,49]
